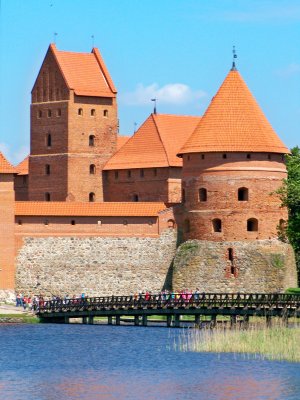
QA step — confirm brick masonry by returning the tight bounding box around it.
[172,239,297,293]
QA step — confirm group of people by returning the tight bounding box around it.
[16,293,86,311]
[133,289,202,302]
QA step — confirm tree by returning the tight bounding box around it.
[277,147,300,280]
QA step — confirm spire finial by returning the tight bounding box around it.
[151,98,157,114]
[53,32,58,44]
[231,45,237,71]
[91,35,95,48]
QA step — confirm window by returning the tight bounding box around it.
[140,169,144,178]
[199,188,207,202]
[238,187,248,201]
[56,109,61,117]
[268,154,271,160]
[123,220,128,225]
[47,109,52,117]
[89,135,95,147]
[168,219,175,229]
[90,164,96,175]
[71,220,76,225]
[45,164,51,175]
[78,108,83,116]
[201,154,205,160]
[247,218,258,232]
[47,134,52,147]
[212,218,222,232]
[18,220,22,226]
[223,154,227,159]
[184,219,190,233]
[37,110,42,118]
[114,170,119,179]
[133,194,139,202]
[44,219,49,226]
[247,154,251,159]
[153,168,157,177]
[182,188,186,203]
[89,192,95,202]
[127,170,131,178]
[103,109,108,117]
[91,109,96,116]
[45,192,51,202]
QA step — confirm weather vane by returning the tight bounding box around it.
[232,45,237,71]
[91,35,95,47]
[53,32,58,44]
[151,98,157,114]
[134,122,137,133]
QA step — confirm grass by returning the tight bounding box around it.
[0,314,39,323]
[179,324,300,363]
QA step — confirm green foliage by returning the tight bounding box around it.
[285,288,300,294]
[277,147,300,281]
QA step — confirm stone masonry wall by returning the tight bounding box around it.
[15,229,177,297]
[172,239,298,293]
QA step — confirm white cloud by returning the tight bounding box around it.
[120,83,206,106]
[276,63,300,78]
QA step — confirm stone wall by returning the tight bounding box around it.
[172,239,298,293]
[15,229,177,297]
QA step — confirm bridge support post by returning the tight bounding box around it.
[210,315,217,329]
[174,314,180,328]
[266,315,272,328]
[108,316,112,325]
[142,314,147,326]
[134,315,139,326]
[64,317,69,324]
[195,315,200,327]
[230,315,237,328]
[82,317,88,324]
[116,315,121,326]
[242,315,249,329]
[167,315,172,327]
[88,316,94,325]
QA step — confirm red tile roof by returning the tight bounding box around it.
[50,44,116,98]
[15,156,29,175]
[15,202,167,217]
[116,136,130,151]
[179,69,289,155]
[0,152,16,173]
[104,114,201,170]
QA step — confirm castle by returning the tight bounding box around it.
[0,44,297,298]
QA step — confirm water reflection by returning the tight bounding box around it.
[0,324,299,400]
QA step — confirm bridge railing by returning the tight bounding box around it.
[35,292,300,314]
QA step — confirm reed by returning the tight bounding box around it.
[179,324,300,362]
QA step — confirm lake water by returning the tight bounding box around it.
[0,323,300,400]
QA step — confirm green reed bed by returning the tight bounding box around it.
[179,325,300,362]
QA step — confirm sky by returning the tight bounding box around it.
[0,0,299,164]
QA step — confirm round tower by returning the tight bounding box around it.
[178,67,289,242]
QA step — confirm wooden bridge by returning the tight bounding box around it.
[36,293,300,328]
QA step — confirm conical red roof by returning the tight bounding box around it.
[0,152,15,173]
[179,69,289,155]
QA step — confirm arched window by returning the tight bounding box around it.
[199,188,207,202]
[91,109,96,116]
[133,194,139,202]
[90,164,96,174]
[103,109,108,117]
[78,108,83,116]
[212,218,222,232]
[45,192,51,202]
[182,188,186,203]
[238,187,248,201]
[89,135,95,147]
[47,134,52,147]
[247,218,258,232]
[89,192,95,202]
[168,219,175,229]
[45,164,51,175]
[184,219,190,233]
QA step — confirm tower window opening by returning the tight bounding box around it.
[140,169,144,178]
[127,170,131,178]
[187,155,190,161]
[238,187,249,201]
[199,188,207,202]
[201,154,205,160]
[18,220,22,226]
[78,108,83,116]
[90,164,96,175]
[89,192,95,202]
[47,134,52,147]
[268,154,271,160]
[184,219,190,233]
[56,109,61,117]
[223,154,227,159]
[44,219,49,225]
[212,218,222,232]
[103,109,108,117]
[45,192,51,202]
[153,168,157,176]
[47,109,52,118]
[133,194,139,202]
[89,135,95,147]
[38,110,42,118]
[45,164,51,175]
[247,218,258,232]
[247,153,251,159]
[71,220,76,225]
[114,170,119,179]
[91,109,96,116]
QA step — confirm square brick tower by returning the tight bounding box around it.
[28,44,118,202]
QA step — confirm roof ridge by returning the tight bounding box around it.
[152,114,171,166]
[92,47,117,93]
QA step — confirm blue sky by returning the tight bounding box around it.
[0,0,299,164]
